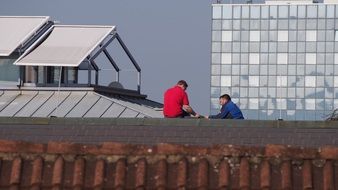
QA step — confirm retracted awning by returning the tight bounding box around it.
[0,16,50,56]
[14,25,115,67]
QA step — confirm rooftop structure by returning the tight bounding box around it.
[0,16,162,118]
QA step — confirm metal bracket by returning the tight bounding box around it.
[89,32,142,93]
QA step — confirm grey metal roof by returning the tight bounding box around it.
[0,90,163,118]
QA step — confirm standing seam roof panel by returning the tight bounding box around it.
[108,97,163,118]
[119,109,139,118]
[101,103,126,118]
[0,91,20,113]
[15,91,54,117]
[0,16,49,56]
[49,91,87,117]
[32,91,71,117]
[66,92,100,118]
[83,98,113,118]
[137,114,146,118]
[15,25,115,67]
[0,91,38,117]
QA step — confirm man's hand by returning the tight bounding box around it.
[205,115,209,119]
[194,113,200,118]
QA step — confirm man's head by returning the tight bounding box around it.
[219,94,231,105]
[177,80,188,90]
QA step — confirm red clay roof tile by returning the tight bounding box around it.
[93,159,104,188]
[51,156,64,188]
[155,159,167,189]
[302,160,313,189]
[281,161,292,189]
[114,158,127,189]
[260,160,271,189]
[218,159,230,189]
[0,140,337,189]
[323,160,335,190]
[72,158,85,188]
[135,158,146,189]
[0,140,44,153]
[31,156,43,187]
[10,157,22,186]
[197,158,208,189]
[176,158,187,189]
[239,158,250,190]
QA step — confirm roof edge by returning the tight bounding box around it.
[93,85,147,99]
[0,117,337,128]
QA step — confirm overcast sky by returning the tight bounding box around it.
[1,0,214,115]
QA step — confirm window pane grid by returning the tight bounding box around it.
[211,4,338,120]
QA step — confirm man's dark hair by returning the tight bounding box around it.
[177,80,188,88]
[219,94,231,101]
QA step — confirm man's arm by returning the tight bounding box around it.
[208,106,229,119]
[182,92,199,117]
[183,105,198,116]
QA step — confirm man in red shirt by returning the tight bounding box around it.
[163,80,199,118]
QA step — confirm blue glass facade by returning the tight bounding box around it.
[211,2,338,120]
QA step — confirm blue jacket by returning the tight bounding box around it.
[209,101,244,119]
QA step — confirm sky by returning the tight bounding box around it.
[1,0,213,115]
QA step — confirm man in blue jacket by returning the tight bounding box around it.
[207,94,244,119]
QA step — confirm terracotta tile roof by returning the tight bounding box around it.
[0,140,337,189]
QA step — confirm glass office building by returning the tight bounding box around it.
[211,0,338,120]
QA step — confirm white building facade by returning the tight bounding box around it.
[211,0,338,120]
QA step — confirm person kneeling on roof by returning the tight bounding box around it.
[206,94,244,119]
